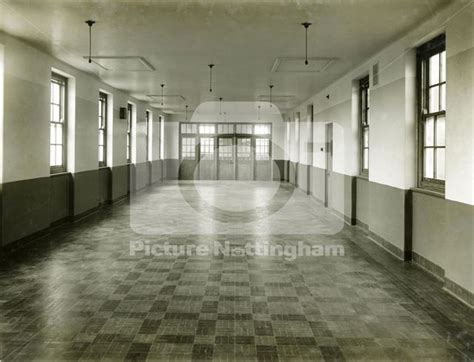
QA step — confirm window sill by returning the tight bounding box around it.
[411,187,445,199]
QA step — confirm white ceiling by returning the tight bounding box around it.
[0,0,453,113]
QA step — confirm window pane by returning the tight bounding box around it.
[440,83,446,111]
[51,104,60,123]
[99,130,104,146]
[55,125,62,145]
[219,138,233,160]
[429,54,440,86]
[436,148,445,180]
[436,116,445,147]
[255,124,270,135]
[200,137,214,160]
[50,145,56,166]
[424,117,434,147]
[440,51,446,83]
[237,138,251,160]
[50,124,56,144]
[51,83,60,104]
[199,124,215,134]
[363,149,369,170]
[99,146,104,162]
[429,86,439,113]
[56,145,62,166]
[363,128,369,147]
[424,148,434,179]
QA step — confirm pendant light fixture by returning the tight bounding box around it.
[301,22,312,65]
[219,97,223,115]
[208,64,215,92]
[85,20,96,63]
[185,105,189,121]
[269,85,274,107]
[160,84,165,106]
[257,104,261,120]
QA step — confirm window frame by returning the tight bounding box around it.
[359,75,370,177]
[146,110,153,162]
[417,34,446,192]
[255,137,271,161]
[98,92,108,167]
[159,116,164,160]
[50,72,68,174]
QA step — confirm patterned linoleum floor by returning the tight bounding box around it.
[0,181,472,361]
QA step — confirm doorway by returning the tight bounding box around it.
[325,123,333,208]
[236,137,253,180]
[218,137,235,180]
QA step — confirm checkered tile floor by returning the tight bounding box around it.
[0,181,472,361]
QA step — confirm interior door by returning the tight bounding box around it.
[254,137,271,180]
[199,137,216,180]
[218,137,235,180]
[236,137,252,180]
[179,136,198,180]
[325,123,333,208]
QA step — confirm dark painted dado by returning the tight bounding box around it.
[1,177,51,246]
[412,191,474,306]
[164,159,179,180]
[134,162,150,191]
[72,170,100,217]
[150,160,163,184]
[0,161,167,250]
[297,163,308,192]
[50,173,72,224]
[111,165,130,201]
[289,161,298,186]
[355,178,409,259]
[272,159,285,181]
[98,167,111,205]
[311,166,325,202]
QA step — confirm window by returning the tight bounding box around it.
[127,103,133,163]
[237,138,251,160]
[218,124,234,134]
[50,73,67,173]
[200,137,215,160]
[199,124,216,134]
[359,76,370,175]
[254,124,271,135]
[181,123,198,134]
[218,138,233,160]
[146,110,152,162]
[236,124,252,134]
[160,116,164,160]
[98,92,107,167]
[181,137,196,160]
[417,34,446,189]
[256,138,270,161]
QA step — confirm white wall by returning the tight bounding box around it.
[0,31,165,183]
[445,5,473,205]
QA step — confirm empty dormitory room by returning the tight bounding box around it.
[0,0,473,361]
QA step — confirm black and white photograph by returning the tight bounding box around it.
[0,0,472,361]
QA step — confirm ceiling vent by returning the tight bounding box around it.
[271,57,336,73]
[83,56,155,71]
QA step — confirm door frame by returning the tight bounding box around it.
[324,123,333,208]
